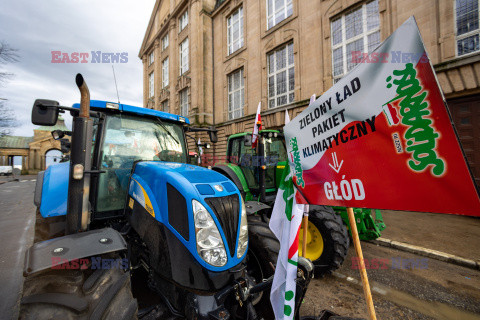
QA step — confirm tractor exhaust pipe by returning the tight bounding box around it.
[66,74,93,234]
[75,74,90,118]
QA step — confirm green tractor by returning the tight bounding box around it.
[212,130,385,275]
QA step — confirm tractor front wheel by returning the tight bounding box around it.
[298,206,349,276]
[20,254,137,320]
[246,216,279,319]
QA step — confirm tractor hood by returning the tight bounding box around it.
[128,161,246,272]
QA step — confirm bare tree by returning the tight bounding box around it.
[0,41,19,136]
[0,101,18,137]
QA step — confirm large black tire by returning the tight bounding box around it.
[303,206,349,276]
[20,254,138,320]
[246,216,279,319]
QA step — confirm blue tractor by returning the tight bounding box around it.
[19,74,316,320]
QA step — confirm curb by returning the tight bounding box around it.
[371,237,480,271]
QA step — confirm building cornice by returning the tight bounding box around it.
[434,53,480,72]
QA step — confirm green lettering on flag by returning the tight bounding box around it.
[279,165,294,221]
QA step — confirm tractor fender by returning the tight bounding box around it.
[212,165,247,197]
[23,227,127,276]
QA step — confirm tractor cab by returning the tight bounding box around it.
[225,130,287,204]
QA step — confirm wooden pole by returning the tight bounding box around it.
[302,213,308,257]
[346,207,377,320]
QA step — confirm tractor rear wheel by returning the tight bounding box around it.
[299,206,349,276]
[19,254,137,320]
[246,216,279,319]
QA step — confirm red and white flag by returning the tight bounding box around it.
[252,102,262,148]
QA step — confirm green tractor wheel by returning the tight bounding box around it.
[299,206,349,276]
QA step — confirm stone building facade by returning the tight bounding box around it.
[140,0,480,184]
[0,117,68,174]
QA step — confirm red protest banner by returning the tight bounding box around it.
[284,17,480,216]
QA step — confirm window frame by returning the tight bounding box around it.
[180,88,189,117]
[149,51,154,65]
[454,0,480,57]
[227,68,245,120]
[162,34,169,51]
[162,57,169,88]
[266,0,293,30]
[330,0,380,83]
[161,99,169,113]
[179,10,189,32]
[267,42,295,109]
[179,38,189,75]
[227,6,244,55]
[148,71,154,98]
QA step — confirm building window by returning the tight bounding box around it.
[331,0,380,82]
[267,0,293,30]
[180,38,189,75]
[162,34,169,51]
[267,42,294,108]
[180,89,189,116]
[161,100,169,113]
[456,0,480,56]
[149,72,154,98]
[227,7,244,55]
[228,68,245,120]
[179,10,188,32]
[149,51,154,65]
[162,57,169,88]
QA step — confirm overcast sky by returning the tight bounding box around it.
[0,0,156,136]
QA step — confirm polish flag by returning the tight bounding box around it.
[252,102,262,148]
[382,103,400,126]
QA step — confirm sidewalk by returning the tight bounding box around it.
[378,209,480,261]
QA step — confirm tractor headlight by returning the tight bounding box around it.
[237,198,248,258]
[193,200,227,267]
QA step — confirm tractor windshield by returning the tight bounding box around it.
[96,114,186,213]
[235,132,288,193]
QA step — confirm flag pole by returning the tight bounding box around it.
[346,207,377,320]
[302,205,309,257]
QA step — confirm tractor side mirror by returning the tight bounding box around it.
[208,127,218,144]
[198,142,211,149]
[52,130,72,140]
[60,138,71,154]
[244,134,252,146]
[32,99,60,126]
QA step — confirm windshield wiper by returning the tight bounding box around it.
[155,118,179,145]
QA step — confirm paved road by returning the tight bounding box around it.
[1,177,479,320]
[0,177,36,320]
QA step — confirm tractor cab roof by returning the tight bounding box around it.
[228,129,282,140]
[72,100,190,124]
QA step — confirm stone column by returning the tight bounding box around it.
[22,156,26,173]
[29,151,35,170]
[35,150,40,170]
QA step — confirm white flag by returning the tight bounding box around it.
[269,165,304,320]
[198,138,203,164]
[285,94,315,126]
